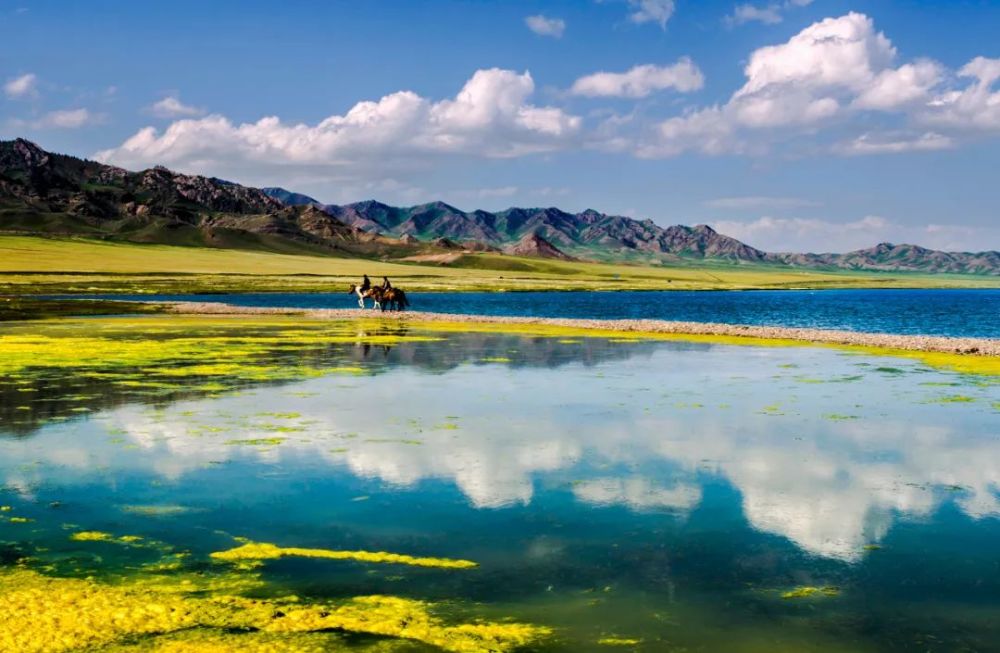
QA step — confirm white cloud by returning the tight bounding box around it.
[96,68,582,177]
[735,13,895,98]
[31,108,97,129]
[835,131,954,155]
[725,0,814,27]
[641,12,974,157]
[4,73,37,99]
[853,60,943,110]
[638,105,742,157]
[525,14,565,38]
[727,4,782,26]
[570,59,704,98]
[148,95,205,118]
[922,56,1000,130]
[627,0,675,29]
[711,214,999,253]
[704,196,819,209]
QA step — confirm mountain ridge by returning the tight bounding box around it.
[1,139,997,275]
[264,186,1000,274]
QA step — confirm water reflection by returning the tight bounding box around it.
[2,327,997,566]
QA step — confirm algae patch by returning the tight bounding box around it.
[0,568,549,653]
[781,586,841,599]
[211,540,479,570]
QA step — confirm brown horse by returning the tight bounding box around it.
[381,287,410,311]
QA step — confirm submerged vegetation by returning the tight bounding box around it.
[211,540,479,570]
[0,567,550,653]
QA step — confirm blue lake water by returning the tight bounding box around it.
[1,316,999,651]
[99,288,1000,338]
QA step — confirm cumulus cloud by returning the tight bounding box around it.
[570,59,704,98]
[854,60,944,110]
[96,68,582,178]
[148,95,205,118]
[4,73,37,98]
[641,12,972,157]
[922,56,1000,130]
[525,14,565,38]
[627,0,675,29]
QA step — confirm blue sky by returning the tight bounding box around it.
[2,0,999,253]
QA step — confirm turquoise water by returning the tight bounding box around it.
[1,319,999,651]
[95,288,1000,337]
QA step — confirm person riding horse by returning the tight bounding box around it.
[382,276,392,290]
[360,274,372,293]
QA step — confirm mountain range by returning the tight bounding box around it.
[2,138,998,275]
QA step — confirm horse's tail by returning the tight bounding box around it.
[398,289,410,310]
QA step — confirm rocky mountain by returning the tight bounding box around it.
[262,186,1000,274]
[3,140,998,273]
[264,189,770,264]
[769,243,1000,275]
[503,232,576,260]
[0,139,415,257]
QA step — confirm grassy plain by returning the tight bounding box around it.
[2,235,999,295]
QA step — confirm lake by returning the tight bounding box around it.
[98,288,1000,338]
[1,314,998,651]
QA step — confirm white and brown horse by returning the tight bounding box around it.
[346,284,410,311]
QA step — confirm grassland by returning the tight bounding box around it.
[2,235,999,296]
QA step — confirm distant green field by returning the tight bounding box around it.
[1,235,997,295]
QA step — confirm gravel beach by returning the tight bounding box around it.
[165,301,1000,357]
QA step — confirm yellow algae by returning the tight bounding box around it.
[481,356,512,363]
[211,541,478,569]
[0,505,11,511]
[598,637,643,646]
[70,531,149,546]
[8,516,33,523]
[0,568,549,653]
[70,530,114,541]
[781,586,841,599]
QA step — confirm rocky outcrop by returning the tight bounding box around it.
[502,233,576,260]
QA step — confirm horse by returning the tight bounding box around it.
[382,287,410,311]
[347,283,383,310]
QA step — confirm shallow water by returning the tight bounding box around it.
[96,288,1000,338]
[1,316,999,651]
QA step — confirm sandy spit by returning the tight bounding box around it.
[161,301,1000,357]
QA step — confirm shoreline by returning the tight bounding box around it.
[163,301,1000,357]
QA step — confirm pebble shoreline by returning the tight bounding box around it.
[166,301,1000,357]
